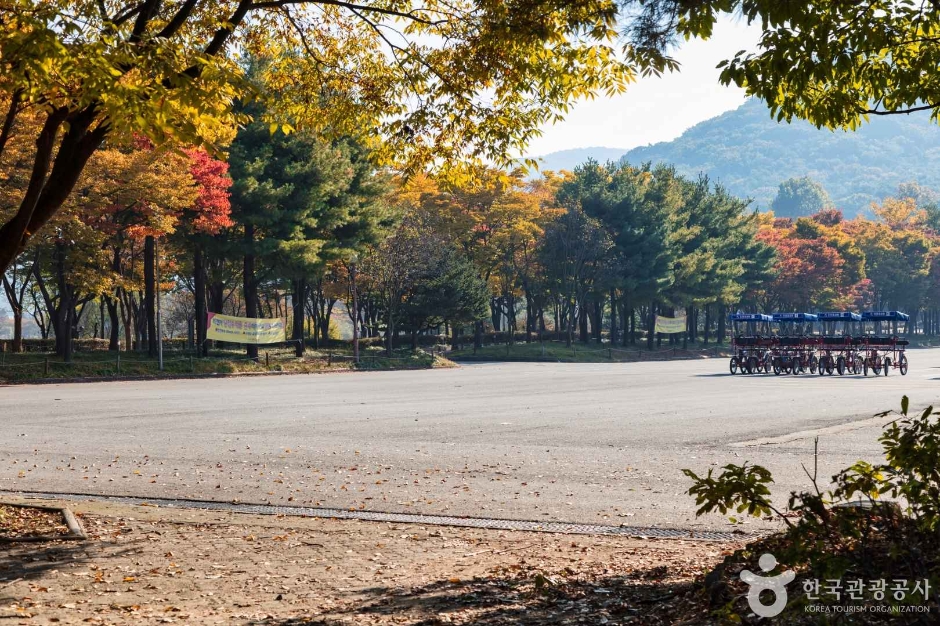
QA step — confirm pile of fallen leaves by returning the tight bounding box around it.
[0,503,69,541]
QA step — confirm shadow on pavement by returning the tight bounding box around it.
[0,539,135,604]
[249,565,703,625]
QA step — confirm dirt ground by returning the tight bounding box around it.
[0,498,741,625]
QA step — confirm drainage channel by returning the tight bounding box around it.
[5,490,750,542]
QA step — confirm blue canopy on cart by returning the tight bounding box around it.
[817,311,862,321]
[772,312,818,322]
[729,313,772,322]
[861,311,910,321]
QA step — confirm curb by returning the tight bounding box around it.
[4,490,751,542]
[0,362,453,387]
[0,501,87,543]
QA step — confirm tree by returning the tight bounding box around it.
[0,0,670,275]
[625,2,940,128]
[365,215,439,356]
[538,205,613,347]
[228,111,392,358]
[560,161,674,347]
[401,246,489,348]
[771,177,833,219]
[176,148,233,357]
[1,249,37,352]
[79,141,199,352]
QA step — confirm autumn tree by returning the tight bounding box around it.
[174,148,233,356]
[80,141,198,352]
[0,0,676,275]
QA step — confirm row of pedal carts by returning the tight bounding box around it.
[729,311,910,376]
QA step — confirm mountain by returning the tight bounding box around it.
[620,98,940,215]
[527,147,627,174]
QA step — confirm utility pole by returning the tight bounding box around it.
[156,238,163,371]
[350,253,359,364]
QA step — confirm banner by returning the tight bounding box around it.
[206,313,286,344]
[654,314,687,334]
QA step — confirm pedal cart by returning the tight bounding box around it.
[860,311,910,376]
[770,313,819,375]
[729,313,774,374]
[816,311,862,375]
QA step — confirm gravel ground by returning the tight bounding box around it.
[0,498,739,625]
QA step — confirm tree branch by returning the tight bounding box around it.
[251,0,438,25]
[129,0,163,43]
[862,102,940,116]
[0,88,22,162]
[156,0,199,39]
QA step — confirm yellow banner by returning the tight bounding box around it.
[206,313,286,344]
[654,314,687,334]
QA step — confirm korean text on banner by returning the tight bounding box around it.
[654,314,687,334]
[206,312,286,344]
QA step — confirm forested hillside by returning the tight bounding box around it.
[531,147,628,173]
[613,99,940,215]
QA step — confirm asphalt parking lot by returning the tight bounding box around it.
[3,351,936,530]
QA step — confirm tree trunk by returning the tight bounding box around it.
[11,309,22,352]
[105,297,120,350]
[507,294,516,345]
[144,235,157,357]
[119,296,132,352]
[647,302,656,350]
[53,240,74,361]
[578,303,588,343]
[591,298,602,343]
[683,305,690,350]
[292,277,307,357]
[243,224,259,360]
[717,304,726,344]
[386,313,395,356]
[194,243,208,357]
[703,304,710,345]
[609,288,617,346]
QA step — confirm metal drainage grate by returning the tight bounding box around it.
[7,490,749,542]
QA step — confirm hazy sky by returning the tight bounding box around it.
[526,16,762,157]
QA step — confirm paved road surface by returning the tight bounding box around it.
[3,351,938,530]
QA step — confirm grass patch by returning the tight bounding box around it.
[0,346,451,383]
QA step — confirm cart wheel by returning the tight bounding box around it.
[817,356,827,376]
[772,358,781,375]
[900,354,908,375]
[791,358,801,375]
[872,358,882,375]
[883,357,890,376]
[748,356,758,375]
[825,357,834,375]
[836,356,845,376]
[809,356,818,374]
[729,357,739,374]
